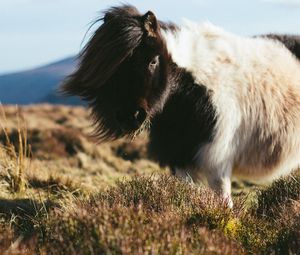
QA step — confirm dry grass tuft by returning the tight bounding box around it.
[0,106,30,193]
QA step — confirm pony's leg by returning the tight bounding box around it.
[173,168,194,183]
[172,165,233,207]
[205,163,233,208]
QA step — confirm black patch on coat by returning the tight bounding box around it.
[148,65,217,169]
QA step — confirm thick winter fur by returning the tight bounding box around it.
[62,5,300,207]
[261,34,300,61]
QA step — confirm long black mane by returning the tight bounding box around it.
[60,5,173,141]
[62,6,144,99]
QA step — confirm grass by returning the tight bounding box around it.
[0,105,299,254]
[1,173,300,254]
[0,106,30,193]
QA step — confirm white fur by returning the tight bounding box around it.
[161,21,300,205]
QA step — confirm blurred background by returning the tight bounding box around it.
[1,0,300,104]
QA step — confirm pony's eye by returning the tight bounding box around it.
[149,56,159,68]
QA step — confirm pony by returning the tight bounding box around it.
[61,5,300,207]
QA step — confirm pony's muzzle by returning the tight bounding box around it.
[116,107,147,130]
[134,107,147,124]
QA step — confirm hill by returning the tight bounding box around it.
[0,57,80,105]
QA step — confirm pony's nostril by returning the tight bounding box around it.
[116,108,146,129]
[134,108,147,123]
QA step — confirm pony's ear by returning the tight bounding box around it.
[143,11,158,37]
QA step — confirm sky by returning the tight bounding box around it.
[1,0,300,74]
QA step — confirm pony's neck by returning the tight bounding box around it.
[161,21,231,86]
[148,62,216,168]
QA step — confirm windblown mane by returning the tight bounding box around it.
[62,6,143,99]
[61,5,171,141]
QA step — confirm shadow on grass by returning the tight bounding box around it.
[27,176,82,196]
[0,198,55,239]
[0,198,53,216]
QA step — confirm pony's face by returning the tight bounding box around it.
[109,31,169,136]
[61,6,170,140]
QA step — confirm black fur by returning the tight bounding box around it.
[148,64,216,169]
[61,5,171,140]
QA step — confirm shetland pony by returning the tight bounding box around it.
[62,5,300,207]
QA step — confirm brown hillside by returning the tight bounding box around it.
[0,104,161,193]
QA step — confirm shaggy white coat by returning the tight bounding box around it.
[162,21,300,206]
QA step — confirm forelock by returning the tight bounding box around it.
[65,5,144,99]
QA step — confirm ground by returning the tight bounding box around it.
[0,104,299,254]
